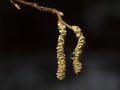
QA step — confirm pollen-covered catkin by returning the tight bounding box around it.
[71,26,85,74]
[56,22,67,80]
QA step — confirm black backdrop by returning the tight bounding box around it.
[0,0,120,90]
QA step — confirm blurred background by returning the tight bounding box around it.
[0,0,120,90]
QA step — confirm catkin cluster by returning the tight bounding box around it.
[9,0,85,80]
[56,22,67,80]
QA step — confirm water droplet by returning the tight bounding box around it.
[70,51,75,59]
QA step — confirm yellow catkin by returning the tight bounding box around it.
[71,26,85,74]
[56,22,67,80]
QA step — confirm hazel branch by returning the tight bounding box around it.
[10,0,72,29]
[9,0,86,80]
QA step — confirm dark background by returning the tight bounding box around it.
[0,0,120,90]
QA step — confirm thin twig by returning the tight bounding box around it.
[10,0,72,29]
